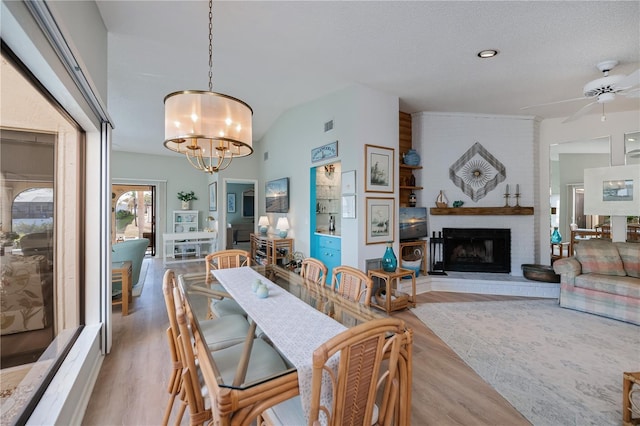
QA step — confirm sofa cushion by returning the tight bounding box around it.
[615,242,640,278]
[574,273,640,298]
[574,240,626,277]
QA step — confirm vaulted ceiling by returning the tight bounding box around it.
[96,1,640,156]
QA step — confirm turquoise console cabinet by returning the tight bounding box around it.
[315,233,341,283]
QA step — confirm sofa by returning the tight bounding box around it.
[553,239,639,325]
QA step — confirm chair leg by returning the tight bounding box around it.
[162,369,181,426]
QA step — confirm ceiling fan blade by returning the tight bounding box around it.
[622,87,640,98]
[562,101,598,123]
[616,69,640,90]
[520,96,589,110]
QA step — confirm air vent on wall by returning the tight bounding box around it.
[324,120,334,133]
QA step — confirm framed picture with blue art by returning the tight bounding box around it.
[266,177,289,213]
[227,193,236,213]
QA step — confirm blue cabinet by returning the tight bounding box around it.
[315,234,341,284]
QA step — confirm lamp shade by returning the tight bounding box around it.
[164,90,253,173]
[276,217,290,238]
[258,216,270,235]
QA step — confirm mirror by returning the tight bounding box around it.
[625,131,640,165]
[549,136,611,242]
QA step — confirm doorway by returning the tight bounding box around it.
[111,184,156,255]
[223,179,257,251]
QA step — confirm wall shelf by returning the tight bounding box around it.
[430,206,534,216]
[399,186,423,190]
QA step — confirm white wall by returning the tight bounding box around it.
[256,84,399,269]
[412,112,538,275]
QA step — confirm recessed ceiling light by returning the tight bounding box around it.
[477,49,499,58]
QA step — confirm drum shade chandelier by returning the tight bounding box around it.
[164,0,253,174]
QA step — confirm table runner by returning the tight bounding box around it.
[213,267,346,422]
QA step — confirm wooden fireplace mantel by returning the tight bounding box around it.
[429,206,534,216]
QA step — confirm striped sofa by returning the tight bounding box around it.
[553,239,639,325]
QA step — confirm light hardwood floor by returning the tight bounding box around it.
[82,258,531,425]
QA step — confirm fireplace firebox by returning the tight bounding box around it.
[443,228,511,273]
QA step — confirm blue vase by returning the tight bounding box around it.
[551,227,562,243]
[382,242,397,272]
[403,149,420,166]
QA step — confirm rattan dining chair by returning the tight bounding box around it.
[204,249,252,318]
[300,257,328,286]
[261,317,411,426]
[330,265,374,307]
[162,270,251,425]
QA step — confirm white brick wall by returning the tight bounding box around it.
[412,112,538,276]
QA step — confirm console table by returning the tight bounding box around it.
[163,232,217,265]
[250,233,294,266]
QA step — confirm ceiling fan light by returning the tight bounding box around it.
[597,92,615,104]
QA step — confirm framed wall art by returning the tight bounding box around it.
[366,197,395,244]
[311,140,338,163]
[266,177,290,213]
[227,193,236,213]
[584,164,640,215]
[365,144,394,193]
[342,195,356,219]
[208,182,217,211]
[341,170,356,194]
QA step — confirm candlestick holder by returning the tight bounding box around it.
[514,192,521,207]
[504,191,511,207]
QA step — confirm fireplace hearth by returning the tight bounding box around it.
[443,228,511,273]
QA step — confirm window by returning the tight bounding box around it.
[1,48,84,424]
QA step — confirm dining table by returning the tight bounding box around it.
[178,264,412,426]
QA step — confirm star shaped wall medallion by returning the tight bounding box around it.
[449,142,506,201]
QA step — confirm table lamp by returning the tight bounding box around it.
[258,216,270,235]
[276,217,290,238]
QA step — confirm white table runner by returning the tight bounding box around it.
[213,267,345,422]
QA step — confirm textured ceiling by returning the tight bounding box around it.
[95,1,640,156]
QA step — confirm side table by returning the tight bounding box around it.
[623,371,640,426]
[368,268,416,314]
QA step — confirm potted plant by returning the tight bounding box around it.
[177,191,198,210]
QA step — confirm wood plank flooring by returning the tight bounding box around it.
[82,258,531,425]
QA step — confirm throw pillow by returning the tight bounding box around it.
[615,242,640,278]
[574,240,626,276]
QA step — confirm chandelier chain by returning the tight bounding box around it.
[208,0,213,91]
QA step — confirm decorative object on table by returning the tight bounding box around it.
[256,283,269,298]
[265,177,289,213]
[452,200,464,208]
[436,190,448,208]
[258,216,270,235]
[514,183,521,207]
[366,197,395,244]
[381,242,398,272]
[276,217,290,238]
[408,192,417,207]
[205,216,216,232]
[328,215,336,233]
[311,141,338,163]
[177,191,197,210]
[551,227,562,243]
[402,149,421,166]
[163,0,252,174]
[365,144,394,193]
[227,193,236,213]
[504,184,511,207]
[252,279,261,292]
[208,182,217,211]
[449,142,506,201]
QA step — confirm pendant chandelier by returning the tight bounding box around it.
[164,0,253,174]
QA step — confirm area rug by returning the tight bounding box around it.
[412,299,639,426]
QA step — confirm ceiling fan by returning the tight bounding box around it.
[521,60,640,123]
